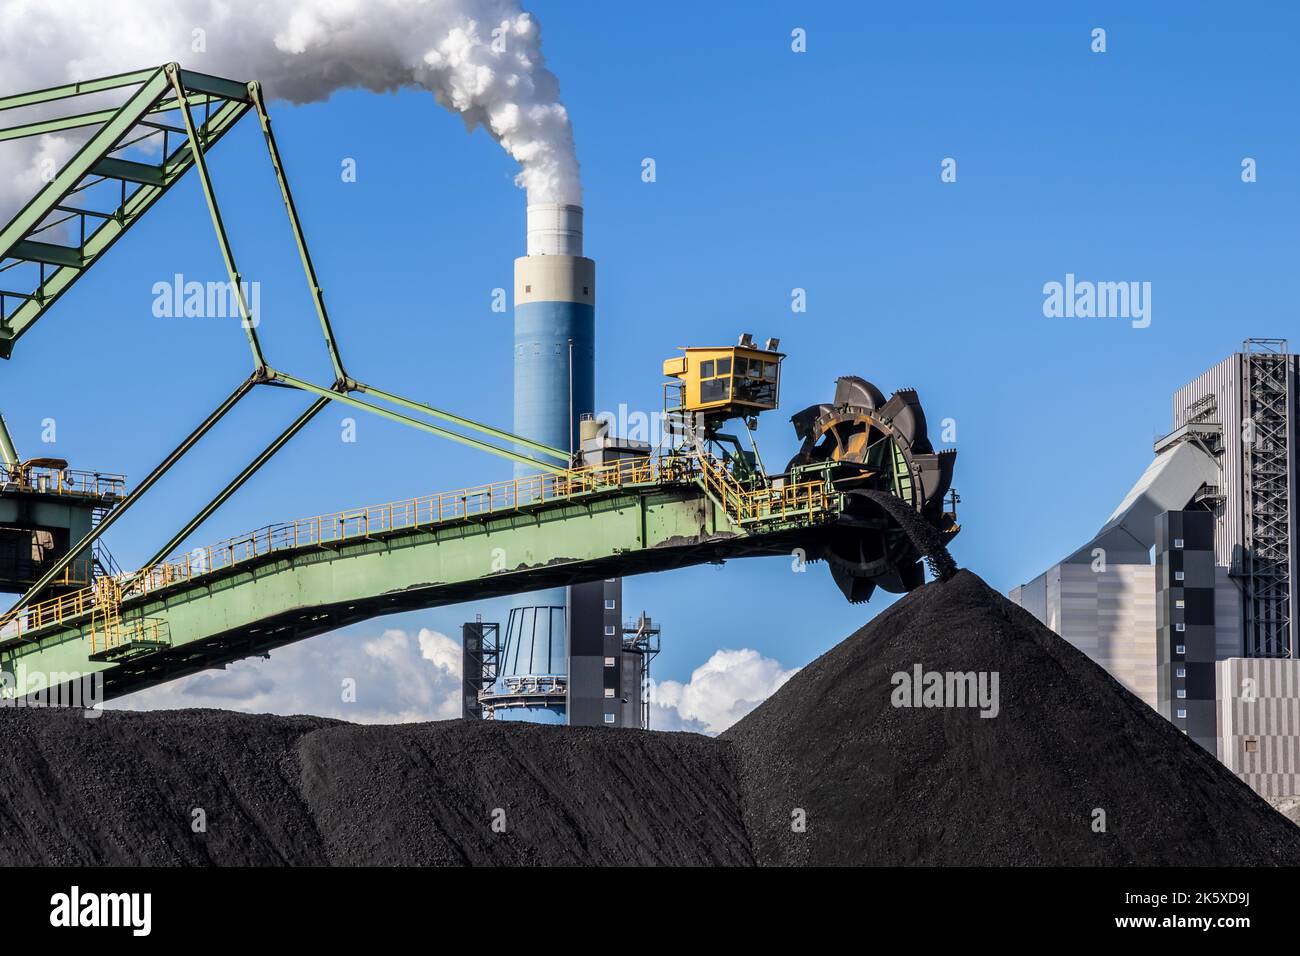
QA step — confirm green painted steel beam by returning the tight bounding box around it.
[0,105,146,143]
[8,240,82,269]
[0,66,172,261]
[167,69,265,369]
[137,396,329,573]
[89,157,166,186]
[0,93,250,357]
[248,84,348,384]
[354,381,570,463]
[0,67,161,113]
[175,69,254,103]
[0,480,832,701]
[273,371,569,474]
[2,377,256,618]
[0,94,223,143]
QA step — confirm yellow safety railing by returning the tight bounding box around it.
[0,464,125,499]
[0,451,836,646]
[88,602,167,657]
[694,451,830,523]
[2,556,95,590]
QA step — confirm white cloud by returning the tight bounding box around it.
[648,648,797,736]
[114,626,463,724]
[115,628,791,736]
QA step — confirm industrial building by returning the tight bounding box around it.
[0,414,123,611]
[1012,339,1299,795]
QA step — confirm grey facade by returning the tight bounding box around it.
[567,577,627,728]
[566,580,658,728]
[1155,511,1217,750]
[1216,657,1300,796]
[1172,345,1298,659]
[1012,563,1158,710]
[566,420,656,728]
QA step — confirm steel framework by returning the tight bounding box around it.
[1240,338,1294,658]
[461,618,500,721]
[0,64,570,626]
[622,612,662,730]
[0,65,928,706]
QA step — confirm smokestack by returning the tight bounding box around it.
[488,204,595,724]
[513,204,595,462]
[526,203,583,257]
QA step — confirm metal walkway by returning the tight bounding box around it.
[0,452,843,699]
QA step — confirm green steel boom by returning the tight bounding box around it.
[0,457,847,701]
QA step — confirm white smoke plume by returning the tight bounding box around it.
[0,0,580,223]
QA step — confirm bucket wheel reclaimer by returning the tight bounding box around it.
[787,376,959,603]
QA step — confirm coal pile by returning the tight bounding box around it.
[299,719,751,865]
[2,570,1297,866]
[0,708,333,865]
[0,706,748,866]
[723,570,1300,865]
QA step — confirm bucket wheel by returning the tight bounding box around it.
[788,376,959,602]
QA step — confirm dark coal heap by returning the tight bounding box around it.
[0,711,749,865]
[724,570,1300,865]
[2,571,1296,866]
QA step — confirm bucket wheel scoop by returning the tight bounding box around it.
[787,376,959,603]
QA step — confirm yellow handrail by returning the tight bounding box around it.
[0,464,125,499]
[0,451,835,645]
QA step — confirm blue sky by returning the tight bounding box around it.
[4,0,1297,718]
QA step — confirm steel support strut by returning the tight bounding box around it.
[272,371,568,474]
[248,83,349,386]
[167,66,266,370]
[353,381,570,462]
[7,376,256,617]
[137,396,330,574]
[246,83,566,465]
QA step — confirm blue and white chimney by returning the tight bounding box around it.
[491,203,594,723]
